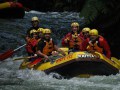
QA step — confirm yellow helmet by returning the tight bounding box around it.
[82,27,90,32]
[71,22,79,27]
[31,16,39,22]
[37,28,44,33]
[43,28,51,34]
[30,29,37,34]
[89,29,98,36]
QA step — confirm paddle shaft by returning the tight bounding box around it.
[0,44,26,61]
[13,44,26,52]
[14,55,37,61]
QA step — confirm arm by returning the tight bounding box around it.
[36,40,49,59]
[79,31,84,39]
[102,39,111,58]
[61,33,71,47]
[37,50,49,59]
[54,45,66,56]
[25,43,34,55]
[81,39,89,51]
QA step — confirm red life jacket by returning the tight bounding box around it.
[26,38,41,54]
[62,32,83,49]
[87,41,103,53]
[79,31,84,39]
[82,36,111,58]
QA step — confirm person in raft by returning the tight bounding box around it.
[25,29,44,61]
[80,27,91,40]
[26,16,44,42]
[28,28,66,68]
[81,29,111,59]
[61,22,84,52]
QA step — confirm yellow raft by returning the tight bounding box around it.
[0,2,25,18]
[19,50,120,78]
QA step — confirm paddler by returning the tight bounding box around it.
[28,28,66,68]
[61,22,84,52]
[81,29,111,59]
[80,27,91,40]
[26,16,44,42]
[25,28,44,62]
[37,28,66,59]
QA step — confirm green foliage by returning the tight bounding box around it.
[80,0,108,25]
[80,0,120,28]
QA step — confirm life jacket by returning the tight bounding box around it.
[87,40,103,53]
[26,38,41,55]
[68,33,83,49]
[42,38,55,56]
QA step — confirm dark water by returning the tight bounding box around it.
[0,11,120,90]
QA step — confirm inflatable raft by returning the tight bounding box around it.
[19,50,120,78]
[20,49,120,78]
[0,2,25,18]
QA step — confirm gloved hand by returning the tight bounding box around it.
[64,38,69,43]
[52,51,59,56]
[43,55,49,60]
[88,50,95,53]
[34,54,37,56]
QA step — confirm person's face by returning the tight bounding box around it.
[44,33,51,39]
[38,32,43,38]
[90,35,98,41]
[32,33,38,39]
[83,31,89,39]
[71,26,79,33]
[31,20,39,27]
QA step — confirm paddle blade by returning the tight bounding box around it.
[111,57,120,69]
[0,49,14,61]
[28,58,42,68]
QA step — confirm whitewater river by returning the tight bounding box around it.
[0,11,120,90]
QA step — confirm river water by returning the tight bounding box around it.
[0,11,120,90]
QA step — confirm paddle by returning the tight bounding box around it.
[111,57,120,69]
[0,44,26,61]
[13,56,37,61]
[13,56,31,61]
